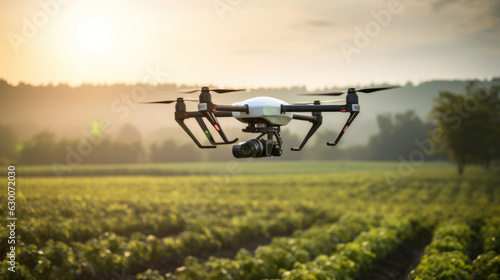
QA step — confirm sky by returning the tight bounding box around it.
[1,0,499,89]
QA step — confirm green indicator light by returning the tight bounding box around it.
[205,130,212,137]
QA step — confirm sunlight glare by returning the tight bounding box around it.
[78,19,112,53]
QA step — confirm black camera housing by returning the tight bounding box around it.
[232,139,282,158]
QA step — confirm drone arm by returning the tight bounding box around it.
[174,101,217,149]
[195,116,239,145]
[196,104,247,145]
[292,114,317,122]
[281,104,344,113]
[173,109,236,149]
[201,111,238,144]
[195,117,218,145]
[282,101,360,147]
[175,118,216,149]
[291,114,323,151]
[213,111,235,117]
[183,111,234,118]
[214,104,248,113]
[327,111,359,146]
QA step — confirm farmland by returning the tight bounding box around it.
[1,161,499,279]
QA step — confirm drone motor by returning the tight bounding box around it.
[141,86,400,158]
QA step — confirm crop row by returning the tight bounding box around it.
[1,208,327,280]
[2,171,497,250]
[0,195,325,255]
[279,217,415,280]
[116,216,500,280]
[472,217,500,279]
[409,220,473,280]
[163,213,379,280]
[1,170,498,279]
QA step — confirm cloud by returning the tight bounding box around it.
[445,0,500,35]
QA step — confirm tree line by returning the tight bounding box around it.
[1,82,498,174]
[0,111,443,165]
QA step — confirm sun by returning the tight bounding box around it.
[77,18,113,53]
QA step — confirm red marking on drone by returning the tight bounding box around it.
[214,124,220,131]
[343,125,349,132]
[341,109,347,112]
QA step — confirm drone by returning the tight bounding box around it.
[142,86,399,158]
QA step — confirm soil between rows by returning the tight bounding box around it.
[355,231,433,280]
[130,229,435,279]
[127,232,291,278]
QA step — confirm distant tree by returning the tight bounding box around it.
[150,139,202,162]
[176,143,203,162]
[430,82,499,174]
[51,138,76,164]
[342,144,370,161]
[206,145,233,162]
[0,79,8,88]
[488,81,500,162]
[366,111,434,161]
[112,141,145,163]
[84,139,145,164]
[150,139,176,162]
[303,129,344,160]
[117,123,142,143]
[0,124,18,164]
[279,130,304,161]
[18,131,56,164]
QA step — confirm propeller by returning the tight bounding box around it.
[292,99,344,105]
[152,87,246,94]
[211,89,246,94]
[140,98,198,104]
[300,86,400,96]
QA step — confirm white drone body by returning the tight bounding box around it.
[232,97,293,126]
[143,86,399,158]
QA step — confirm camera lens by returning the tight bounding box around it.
[232,139,264,158]
[240,143,253,156]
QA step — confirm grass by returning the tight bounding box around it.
[6,160,455,177]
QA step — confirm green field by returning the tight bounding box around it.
[13,160,453,176]
[1,161,499,279]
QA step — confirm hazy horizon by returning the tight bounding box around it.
[2,78,496,148]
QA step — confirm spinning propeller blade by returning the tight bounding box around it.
[141,98,198,104]
[356,86,401,93]
[152,88,245,94]
[300,86,400,96]
[177,89,200,94]
[210,89,246,94]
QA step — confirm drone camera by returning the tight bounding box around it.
[232,139,281,158]
[142,86,399,158]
